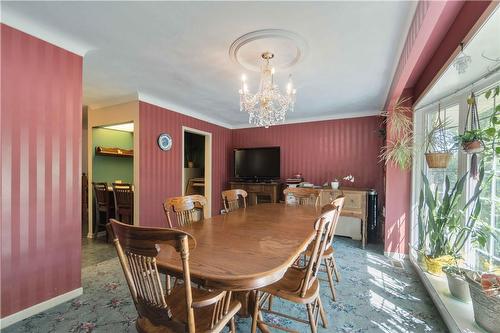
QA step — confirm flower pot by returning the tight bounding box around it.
[466,272,500,332]
[443,267,471,302]
[425,153,452,169]
[425,255,455,276]
[331,181,340,189]
[462,140,484,154]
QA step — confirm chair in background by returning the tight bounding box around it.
[107,219,240,333]
[163,195,207,228]
[112,183,134,225]
[92,182,110,238]
[305,197,345,301]
[251,208,337,333]
[284,187,320,206]
[221,189,247,213]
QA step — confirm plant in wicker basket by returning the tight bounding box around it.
[424,106,456,169]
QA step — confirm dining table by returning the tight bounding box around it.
[156,203,323,330]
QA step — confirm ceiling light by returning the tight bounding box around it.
[102,123,134,132]
[239,52,296,128]
[453,42,471,75]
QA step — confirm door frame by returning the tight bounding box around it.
[181,126,212,218]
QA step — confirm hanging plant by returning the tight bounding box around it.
[380,97,414,170]
[424,104,456,169]
[457,93,485,154]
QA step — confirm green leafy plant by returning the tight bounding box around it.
[380,97,414,169]
[419,161,491,259]
[455,129,485,145]
[483,85,500,155]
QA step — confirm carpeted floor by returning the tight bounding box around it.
[4,238,447,332]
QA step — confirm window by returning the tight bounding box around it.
[412,80,500,271]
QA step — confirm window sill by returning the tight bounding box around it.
[410,256,488,333]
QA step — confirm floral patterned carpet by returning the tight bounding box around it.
[4,238,447,333]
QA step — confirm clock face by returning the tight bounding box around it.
[157,133,172,151]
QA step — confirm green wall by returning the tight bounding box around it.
[92,128,133,184]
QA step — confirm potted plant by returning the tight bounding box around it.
[442,265,471,302]
[419,161,489,276]
[456,129,485,154]
[465,271,500,332]
[424,114,455,168]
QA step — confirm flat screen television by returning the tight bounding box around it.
[234,147,280,180]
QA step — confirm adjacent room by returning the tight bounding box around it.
[1,1,499,333]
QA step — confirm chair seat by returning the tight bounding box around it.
[137,286,241,333]
[261,267,319,304]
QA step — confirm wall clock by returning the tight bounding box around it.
[157,133,172,151]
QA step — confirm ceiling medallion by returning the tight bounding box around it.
[239,51,296,128]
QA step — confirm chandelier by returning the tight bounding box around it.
[239,52,296,128]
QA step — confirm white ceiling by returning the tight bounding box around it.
[417,6,500,109]
[1,1,416,128]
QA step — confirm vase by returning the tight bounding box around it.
[331,181,340,189]
[443,266,471,302]
[425,255,455,276]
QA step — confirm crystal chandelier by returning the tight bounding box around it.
[239,52,296,128]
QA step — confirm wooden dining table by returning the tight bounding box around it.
[156,203,322,320]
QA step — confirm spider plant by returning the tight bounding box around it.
[380,135,413,170]
[380,97,414,170]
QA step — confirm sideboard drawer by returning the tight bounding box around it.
[246,184,263,192]
[343,192,363,210]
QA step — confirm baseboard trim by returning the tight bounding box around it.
[384,251,409,261]
[0,287,83,329]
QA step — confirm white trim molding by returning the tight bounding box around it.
[0,288,83,329]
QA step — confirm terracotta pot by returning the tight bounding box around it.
[462,140,484,154]
[425,255,455,276]
[425,153,452,169]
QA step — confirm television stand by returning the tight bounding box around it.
[229,181,281,205]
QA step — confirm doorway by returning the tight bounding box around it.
[182,127,212,218]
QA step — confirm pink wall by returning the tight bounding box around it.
[138,102,232,227]
[1,25,83,317]
[232,117,385,203]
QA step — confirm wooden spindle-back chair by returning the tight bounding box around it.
[112,183,134,224]
[107,219,240,333]
[92,182,110,237]
[221,189,247,213]
[163,195,207,228]
[284,187,320,207]
[251,208,337,333]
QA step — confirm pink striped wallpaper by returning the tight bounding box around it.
[139,102,232,227]
[0,24,83,317]
[232,117,385,204]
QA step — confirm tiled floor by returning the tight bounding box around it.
[4,238,447,333]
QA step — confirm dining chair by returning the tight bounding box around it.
[107,219,241,333]
[221,189,247,213]
[284,187,320,206]
[163,195,207,228]
[305,197,345,301]
[92,182,110,239]
[112,183,134,224]
[251,207,337,333]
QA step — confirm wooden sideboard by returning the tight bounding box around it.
[319,187,369,248]
[229,181,281,205]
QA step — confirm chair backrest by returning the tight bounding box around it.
[284,187,320,206]
[112,183,133,209]
[221,189,247,213]
[92,182,109,206]
[321,196,345,251]
[300,208,336,297]
[163,195,207,228]
[107,219,197,331]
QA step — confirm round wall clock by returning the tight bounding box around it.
[157,133,173,151]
